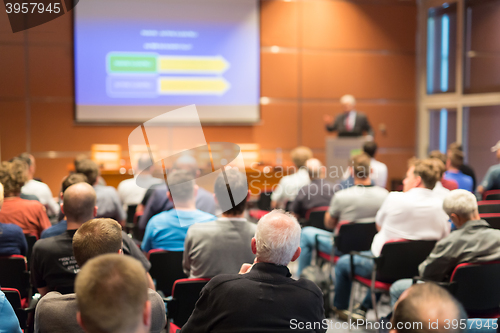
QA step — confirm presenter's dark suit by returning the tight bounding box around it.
[181,263,326,333]
[326,111,374,137]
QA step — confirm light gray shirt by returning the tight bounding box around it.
[34,289,166,333]
[328,185,389,222]
[270,168,310,205]
[94,184,126,222]
[183,217,257,278]
[22,179,60,216]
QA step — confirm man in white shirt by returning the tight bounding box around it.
[270,146,312,209]
[19,153,59,217]
[333,158,450,322]
[117,155,162,211]
[363,141,388,188]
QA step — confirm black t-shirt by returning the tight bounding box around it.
[460,164,477,190]
[31,230,78,293]
[31,230,151,293]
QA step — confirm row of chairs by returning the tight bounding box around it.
[483,190,500,201]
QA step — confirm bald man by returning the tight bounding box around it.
[138,155,216,232]
[182,210,326,333]
[391,283,466,333]
[31,183,154,296]
[291,158,337,219]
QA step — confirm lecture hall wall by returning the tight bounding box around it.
[0,0,417,196]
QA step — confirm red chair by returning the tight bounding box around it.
[445,261,500,317]
[166,278,210,332]
[147,250,187,297]
[348,239,437,319]
[483,190,500,201]
[305,206,331,231]
[480,213,500,229]
[0,255,31,306]
[478,201,500,214]
[1,287,34,330]
[248,190,273,221]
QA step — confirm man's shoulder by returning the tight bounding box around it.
[0,222,23,234]
[33,232,70,251]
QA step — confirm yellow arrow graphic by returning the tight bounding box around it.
[158,77,230,95]
[158,56,230,74]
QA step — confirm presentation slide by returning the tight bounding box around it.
[74,0,260,124]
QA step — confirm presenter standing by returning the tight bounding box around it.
[324,94,374,137]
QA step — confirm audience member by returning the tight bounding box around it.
[0,289,22,333]
[449,142,477,190]
[34,219,165,333]
[75,254,152,333]
[477,140,500,198]
[31,183,154,296]
[76,159,125,224]
[333,158,450,321]
[182,210,326,333]
[117,154,162,211]
[0,160,51,238]
[363,141,388,188]
[141,170,215,253]
[270,146,312,209]
[297,153,388,276]
[429,150,458,193]
[444,149,473,192]
[390,189,500,306]
[41,173,88,239]
[291,158,336,219]
[138,155,216,231]
[18,153,59,216]
[391,283,466,333]
[0,183,28,256]
[183,169,255,278]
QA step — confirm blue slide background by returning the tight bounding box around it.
[74,3,259,107]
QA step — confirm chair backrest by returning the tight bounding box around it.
[148,250,187,297]
[0,255,30,299]
[334,222,377,254]
[170,278,210,327]
[305,206,330,231]
[484,190,500,201]
[126,205,138,224]
[449,261,500,314]
[24,234,37,270]
[1,287,28,329]
[376,240,437,282]
[480,214,500,230]
[257,191,272,211]
[478,201,500,214]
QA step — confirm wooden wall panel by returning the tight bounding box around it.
[260,1,298,47]
[0,45,25,98]
[301,52,415,99]
[301,0,416,52]
[261,52,299,98]
[254,103,299,149]
[0,101,27,160]
[28,46,73,97]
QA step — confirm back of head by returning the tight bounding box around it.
[75,159,99,186]
[449,149,464,169]
[291,146,313,169]
[392,282,466,333]
[75,254,149,333]
[363,141,377,158]
[429,151,447,178]
[63,183,96,223]
[443,189,478,220]
[62,173,88,194]
[255,209,301,266]
[413,159,440,189]
[306,158,323,179]
[137,154,153,173]
[73,218,123,267]
[448,142,462,152]
[172,155,199,178]
[214,168,248,216]
[0,160,27,197]
[166,169,195,204]
[352,153,371,180]
[18,153,33,168]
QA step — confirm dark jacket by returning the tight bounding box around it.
[181,263,326,333]
[326,111,374,137]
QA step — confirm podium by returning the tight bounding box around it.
[325,136,369,182]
